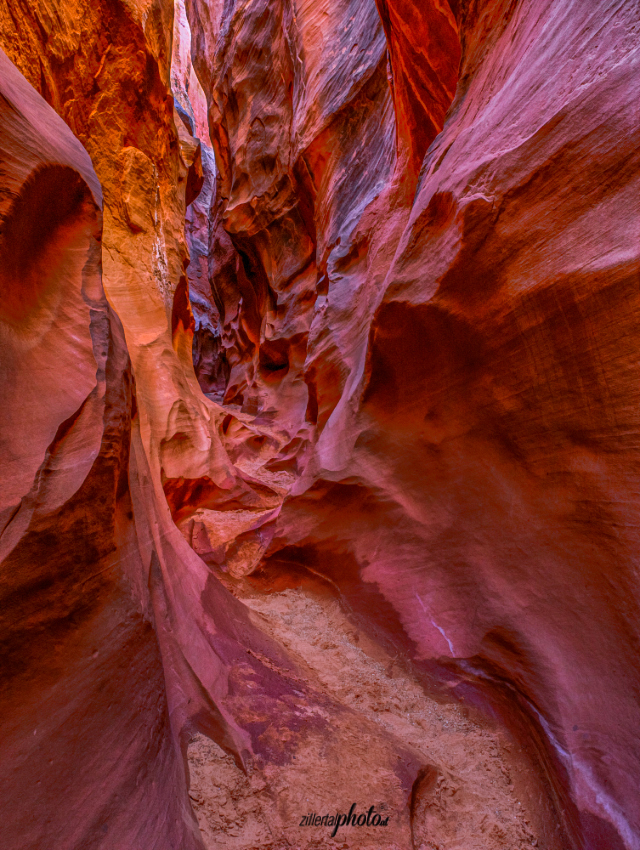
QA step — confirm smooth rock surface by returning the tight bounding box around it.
[0,0,639,848]
[0,47,198,850]
[184,1,640,848]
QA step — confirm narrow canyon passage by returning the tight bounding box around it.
[171,383,557,848]
[0,0,639,849]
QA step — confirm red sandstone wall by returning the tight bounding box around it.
[185,1,640,847]
[0,0,639,848]
[0,48,201,849]
[0,5,330,848]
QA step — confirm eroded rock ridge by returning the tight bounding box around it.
[0,1,639,848]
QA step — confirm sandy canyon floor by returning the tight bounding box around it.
[188,580,548,850]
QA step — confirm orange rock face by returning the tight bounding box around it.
[0,0,639,848]
[0,47,198,849]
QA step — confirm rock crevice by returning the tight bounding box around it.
[0,0,638,848]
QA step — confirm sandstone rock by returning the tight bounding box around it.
[186,0,640,847]
[1,0,639,848]
[0,47,198,850]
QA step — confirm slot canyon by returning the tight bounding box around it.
[0,0,639,848]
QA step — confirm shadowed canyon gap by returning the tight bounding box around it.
[0,0,639,848]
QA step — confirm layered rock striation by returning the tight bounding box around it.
[184,1,640,848]
[0,47,197,849]
[0,0,639,848]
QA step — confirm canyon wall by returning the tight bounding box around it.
[184,0,640,848]
[0,0,639,848]
[0,2,324,848]
[0,47,200,848]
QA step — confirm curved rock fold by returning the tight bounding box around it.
[0,0,639,848]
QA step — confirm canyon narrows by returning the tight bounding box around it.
[0,1,639,849]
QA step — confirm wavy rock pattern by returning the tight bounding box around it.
[0,0,638,849]
[0,47,197,849]
[184,1,640,848]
